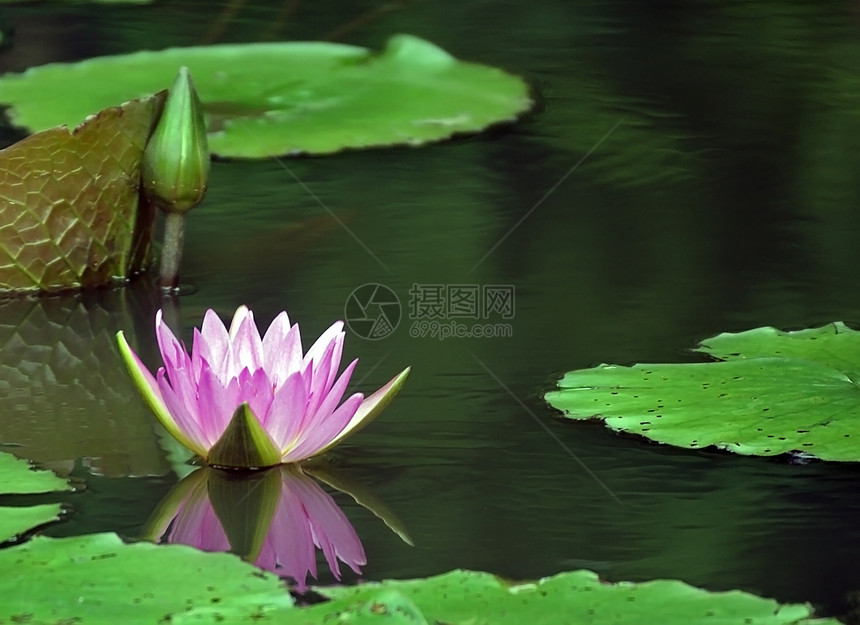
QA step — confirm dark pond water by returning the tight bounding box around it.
[4,0,860,619]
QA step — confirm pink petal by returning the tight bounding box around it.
[321,332,345,396]
[285,358,357,454]
[235,367,275,428]
[231,310,265,375]
[198,309,232,381]
[195,361,242,446]
[262,313,302,386]
[228,305,250,335]
[155,311,194,391]
[302,321,343,371]
[302,339,336,419]
[189,328,205,382]
[157,370,209,452]
[308,358,358,425]
[264,371,308,448]
[284,392,363,462]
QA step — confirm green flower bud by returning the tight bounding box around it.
[143,66,210,214]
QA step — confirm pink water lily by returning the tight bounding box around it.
[116,305,409,469]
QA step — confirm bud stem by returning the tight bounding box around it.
[159,212,185,290]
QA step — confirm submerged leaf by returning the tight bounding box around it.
[0,35,532,158]
[546,322,860,461]
[0,92,165,293]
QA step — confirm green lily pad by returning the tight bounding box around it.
[545,322,860,461]
[696,322,860,374]
[0,504,63,544]
[0,451,72,495]
[0,450,71,542]
[0,532,293,622]
[0,35,532,158]
[307,569,836,625]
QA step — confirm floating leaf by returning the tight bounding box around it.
[0,451,72,495]
[0,91,165,293]
[695,322,860,375]
[0,34,532,158]
[0,503,63,544]
[0,451,71,543]
[0,532,293,622]
[309,569,837,625]
[546,322,860,461]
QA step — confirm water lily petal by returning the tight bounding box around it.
[285,392,363,462]
[309,330,345,401]
[307,358,359,427]
[302,339,337,419]
[264,371,308,448]
[228,304,252,340]
[196,360,240,446]
[262,312,302,386]
[302,320,344,371]
[156,369,210,457]
[198,309,232,380]
[155,310,199,404]
[236,366,275,426]
[231,308,265,374]
[314,367,411,456]
[116,330,175,435]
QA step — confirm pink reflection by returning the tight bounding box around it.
[149,465,365,590]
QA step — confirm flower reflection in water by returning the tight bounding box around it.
[144,464,365,590]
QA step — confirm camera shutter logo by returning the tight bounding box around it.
[344,283,401,340]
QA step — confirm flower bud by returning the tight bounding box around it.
[143,66,210,214]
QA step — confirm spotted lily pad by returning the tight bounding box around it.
[0,92,164,293]
[0,532,293,622]
[0,34,532,158]
[545,322,860,461]
[308,569,836,625]
[0,451,71,542]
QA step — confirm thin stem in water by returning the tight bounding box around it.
[159,212,185,290]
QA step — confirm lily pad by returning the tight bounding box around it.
[0,91,164,293]
[308,569,836,625]
[0,532,293,622]
[545,322,860,461]
[0,503,63,544]
[0,450,71,542]
[0,35,532,158]
[0,451,71,495]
